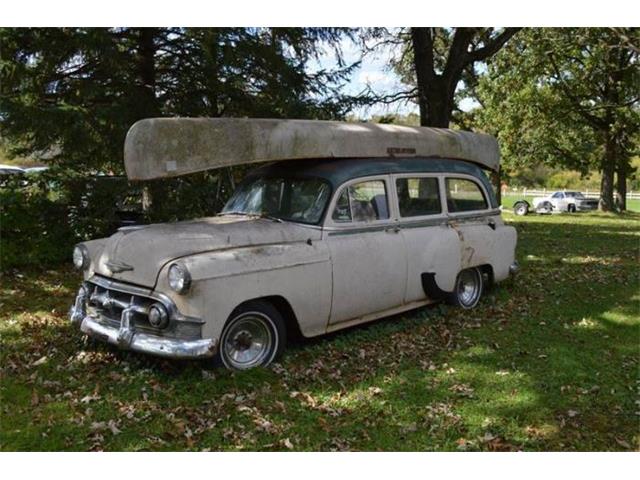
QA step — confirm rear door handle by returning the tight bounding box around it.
[386,226,401,233]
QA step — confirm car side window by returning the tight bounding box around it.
[332,180,389,223]
[396,177,441,217]
[332,188,352,222]
[445,178,488,213]
[552,192,564,199]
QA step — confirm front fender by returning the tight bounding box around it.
[155,241,333,340]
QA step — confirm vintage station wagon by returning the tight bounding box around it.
[69,119,518,370]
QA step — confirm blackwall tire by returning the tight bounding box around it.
[217,300,286,371]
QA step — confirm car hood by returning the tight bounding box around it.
[90,216,321,288]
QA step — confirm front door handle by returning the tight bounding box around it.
[488,219,496,230]
[385,226,401,234]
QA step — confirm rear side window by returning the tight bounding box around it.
[396,177,441,217]
[332,180,389,223]
[445,178,487,212]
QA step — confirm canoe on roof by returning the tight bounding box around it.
[123,118,500,180]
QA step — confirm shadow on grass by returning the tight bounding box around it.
[1,213,638,451]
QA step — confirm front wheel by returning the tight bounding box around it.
[217,300,286,370]
[448,268,483,309]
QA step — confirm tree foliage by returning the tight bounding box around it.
[0,28,359,173]
[0,28,364,270]
[475,28,639,210]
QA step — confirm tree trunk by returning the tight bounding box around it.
[137,28,159,117]
[410,28,453,128]
[424,79,454,128]
[411,28,432,127]
[599,136,616,211]
[410,27,519,128]
[135,28,160,215]
[491,168,502,206]
[616,160,627,211]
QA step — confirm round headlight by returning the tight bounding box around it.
[73,245,88,270]
[168,263,191,294]
[148,303,169,329]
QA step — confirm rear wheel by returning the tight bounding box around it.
[217,300,286,370]
[568,204,576,213]
[513,202,529,216]
[448,268,483,309]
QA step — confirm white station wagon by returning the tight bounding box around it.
[69,119,518,370]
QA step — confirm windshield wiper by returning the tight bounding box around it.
[218,211,251,216]
[219,211,283,223]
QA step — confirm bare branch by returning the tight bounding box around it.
[467,28,522,62]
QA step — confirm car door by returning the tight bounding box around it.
[551,192,565,210]
[394,174,462,301]
[445,175,512,277]
[324,176,407,325]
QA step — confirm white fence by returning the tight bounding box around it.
[503,188,640,200]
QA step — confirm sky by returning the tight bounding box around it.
[311,36,420,119]
[311,35,478,120]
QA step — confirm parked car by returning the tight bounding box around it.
[0,164,26,176]
[513,190,599,216]
[24,166,49,175]
[0,164,26,187]
[69,119,518,370]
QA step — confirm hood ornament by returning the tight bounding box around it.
[105,260,134,273]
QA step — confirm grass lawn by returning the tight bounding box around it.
[1,211,638,451]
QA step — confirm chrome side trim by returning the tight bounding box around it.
[447,208,502,222]
[80,315,217,359]
[326,209,502,236]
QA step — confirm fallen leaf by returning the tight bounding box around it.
[615,438,631,449]
[368,386,382,395]
[32,356,48,367]
[282,438,294,449]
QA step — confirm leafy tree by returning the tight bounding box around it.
[475,28,639,211]
[375,28,520,128]
[0,27,358,174]
[0,28,363,219]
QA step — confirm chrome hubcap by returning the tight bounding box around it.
[457,269,481,307]
[222,315,273,369]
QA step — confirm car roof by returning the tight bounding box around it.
[0,164,25,172]
[246,157,499,209]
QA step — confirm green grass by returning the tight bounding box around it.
[501,194,640,212]
[1,211,639,451]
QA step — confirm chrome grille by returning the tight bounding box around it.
[83,276,202,339]
[87,282,153,328]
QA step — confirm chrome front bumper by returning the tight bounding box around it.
[78,314,217,359]
[69,280,216,360]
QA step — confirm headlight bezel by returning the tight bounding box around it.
[73,245,89,270]
[168,263,191,294]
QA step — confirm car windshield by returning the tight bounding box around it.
[221,176,331,224]
[565,192,584,198]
